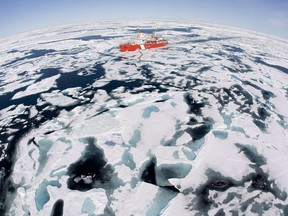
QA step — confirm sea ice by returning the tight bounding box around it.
[1,20,288,216]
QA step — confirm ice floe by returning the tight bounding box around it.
[0,20,288,215]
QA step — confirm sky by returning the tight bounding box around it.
[0,0,288,39]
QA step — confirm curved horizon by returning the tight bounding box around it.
[2,19,287,44]
[1,0,288,40]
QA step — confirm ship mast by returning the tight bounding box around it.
[152,27,158,39]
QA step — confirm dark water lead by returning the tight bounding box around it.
[35,68,60,82]
[240,79,275,101]
[189,36,236,44]
[141,156,157,185]
[230,84,253,106]
[139,64,154,79]
[183,92,206,115]
[235,143,266,166]
[255,57,288,75]
[194,169,236,213]
[223,44,244,53]
[129,27,199,34]
[0,63,101,110]
[50,199,64,216]
[2,49,56,67]
[185,117,214,141]
[56,63,105,90]
[67,137,122,192]
[192,154,287,215]
[99,79,144,94]
[257,107,270,121]
[140,155,191,192]
[72,35,123,41]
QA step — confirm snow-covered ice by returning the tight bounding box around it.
[0,20,288,215]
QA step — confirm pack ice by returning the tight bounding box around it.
[0,20,288,215]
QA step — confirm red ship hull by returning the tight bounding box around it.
[120,41,168,52]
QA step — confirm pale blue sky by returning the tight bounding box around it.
[1,0,287,39]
